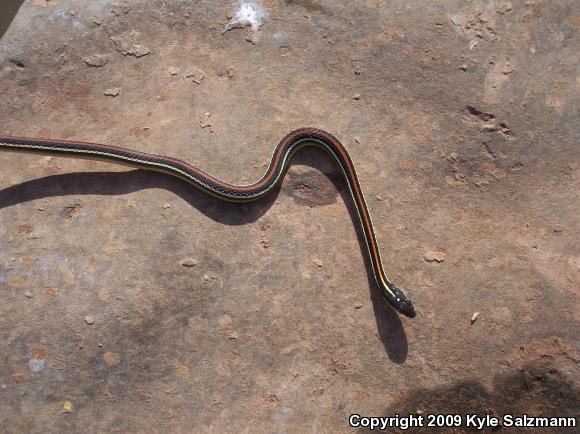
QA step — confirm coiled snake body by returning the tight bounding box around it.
[0,128,416,317]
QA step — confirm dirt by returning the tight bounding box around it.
[0,0,578,433]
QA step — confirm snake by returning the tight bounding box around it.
[0,128,416,317]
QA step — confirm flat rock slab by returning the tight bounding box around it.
[0,0,578,432]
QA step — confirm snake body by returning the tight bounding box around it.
[0,128,416,317]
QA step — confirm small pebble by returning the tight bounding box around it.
[471,311,480,324]
[181,259,197,267]
[83,54,109,67]
[352,93,361,100]
[354,303,363,309]
[458,64,468,71]
[353,136,361,144]
[481,123,499,132]
[84,315,95,325]
[424,251,446,262]
[104,87,120,97]
[313,259,323,267]
[25,291,33,298]
[63,401,73,413]
[162,202,171,209]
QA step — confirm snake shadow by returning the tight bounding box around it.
[0,148,408,363]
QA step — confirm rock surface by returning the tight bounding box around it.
[0,0,578,432]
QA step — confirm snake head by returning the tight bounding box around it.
[384,282,416,318]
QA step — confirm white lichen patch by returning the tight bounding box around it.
[223,1,268,34]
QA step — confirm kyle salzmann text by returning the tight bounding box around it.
[348,413,577,430]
